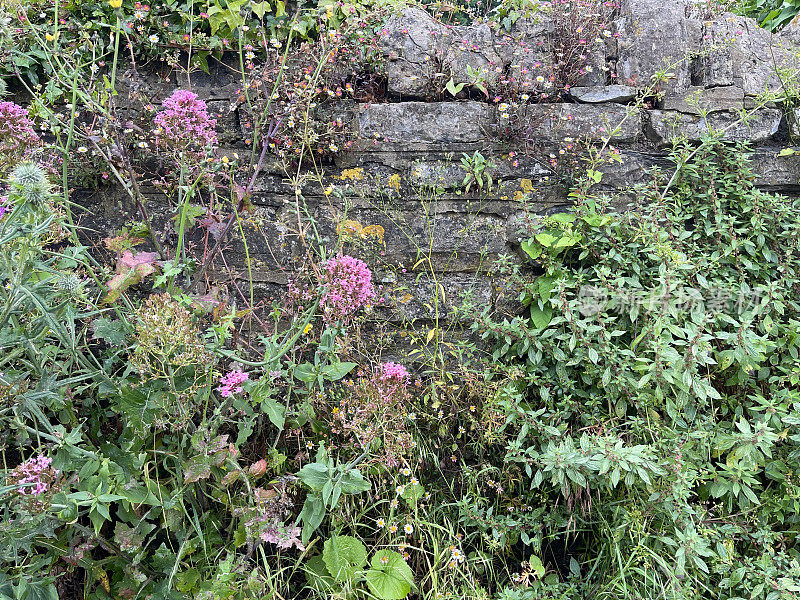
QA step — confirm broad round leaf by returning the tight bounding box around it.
[323,535,367,582]
[365,550,414,599]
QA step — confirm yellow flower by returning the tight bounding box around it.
[109,0,123,8]
[303,323,313,335]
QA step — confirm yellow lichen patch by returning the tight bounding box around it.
[387,173,401,191]
[337,219,363,242]
[339,167,365,181]
[513,190,525,202]
[520,178,533,193]
[361,224,385,245]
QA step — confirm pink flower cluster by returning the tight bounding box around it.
[217,368,249,398]
[0,101,40,170]
[154,89,217,153]
[321,255,375,322]
[9,455,58,496]
[0,196,8,219]
[378,362,410,383]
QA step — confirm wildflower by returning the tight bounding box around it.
[149,34,159,43]
[380,554,390,565]
[303,323,313,335]
[396,485,406,496]
[390,499,399,509]
[377,518,386,528]
[0,101,40,172]
[404,524,414,535]
[217,368,249,398]
[154,89,217,154]
[401,467,411,476]
[389,524,398,533]
[378,362,410,383]
[7,455,58,497]
[320,255,376,322]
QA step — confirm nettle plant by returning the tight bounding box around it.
[464,139,800,598]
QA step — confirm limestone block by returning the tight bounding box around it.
[700,14,800,98]
[661,86,744,114]
[647,108,781,144]
[526,103,641,142]
[570,85,637,104]
[380,7,453,97]
[615,0,702,92]
[357,101,489,146]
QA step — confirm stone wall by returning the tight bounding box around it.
[81,0,800,326]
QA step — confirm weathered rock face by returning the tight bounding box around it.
[76,0,800,332]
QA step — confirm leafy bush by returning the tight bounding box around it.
[465,140,800,598]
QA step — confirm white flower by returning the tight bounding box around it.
[404,524,414,535]
[149,34,159,43]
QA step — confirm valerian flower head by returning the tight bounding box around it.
[6,455,59,510]
[217,368,249,398]
[321,255,375,322]
[0,101,40,174]
[154,89,217,155]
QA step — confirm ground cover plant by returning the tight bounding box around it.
[1,0,800,599]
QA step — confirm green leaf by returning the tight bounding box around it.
[339,468,370,494]
[323,535,367,582]
[298,463,330,492]
[321,362,356,381]
[401,482,425,506]
[521,239,542,260]
[251,1,271,19]
[305,555,337,592]
[530,304,552,330]
[535,232,558,247]
[529,555,545,578]
[261,396,285,430]
[91,317,128,346]
[445,78,465,96]
[298,494,326,544]
[365,550,414,599]
[293,362,317,383]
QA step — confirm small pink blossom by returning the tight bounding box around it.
[154,89,217,154]
[378,362,410,383]
[217,368,249,397]
[8,455,58,497]
[0,101,39,170]
[321,255,376,322]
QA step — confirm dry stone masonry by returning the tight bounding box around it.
[85,0,800,324]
